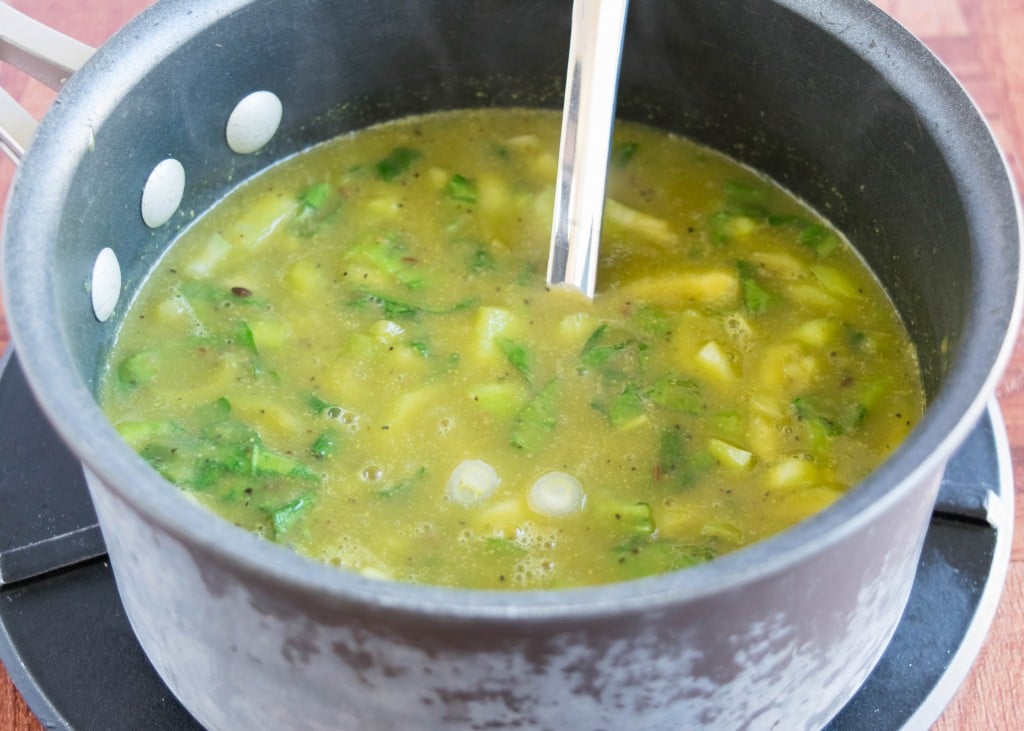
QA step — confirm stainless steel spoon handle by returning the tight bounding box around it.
[547,0,629,298]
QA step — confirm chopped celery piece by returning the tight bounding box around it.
[250,443,319,480]
[597,500,655,537]
[116,419,182,449]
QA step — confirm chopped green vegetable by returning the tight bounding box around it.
[376,146,421,181]
[611,141,638,167]
[310,430,339,459]
[737,260,775,313]
[446,174,478,204]
[613,535,716,578]
[800,223,840,257]
[344,235,424,289]
[511,379,559,452]
[632,305,672,338]
[351,291,476,319]
[497,337,532,382]
[647,375,702,414]
[308,394,333,415]
[234,322,258,354]
[603,382,647,428]
[299,182,332,209]
[117,351,159,388]
[580,324,632,370]
[656,427,715,488]
[267,494,313,539]
[597,500,655,537]
[377,466,427,499]
[289,183,341,238]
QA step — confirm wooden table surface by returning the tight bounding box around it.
[1,1,1022,729]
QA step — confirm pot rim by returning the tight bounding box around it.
[2,0,1022,619]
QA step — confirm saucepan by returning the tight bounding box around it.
[1,1,1020,729]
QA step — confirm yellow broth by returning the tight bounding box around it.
[101,109,924,589]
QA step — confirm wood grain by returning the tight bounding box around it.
[1,1,1021,729]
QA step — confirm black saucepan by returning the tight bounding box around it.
[2,1,1020,729]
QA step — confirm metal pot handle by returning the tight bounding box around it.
[0,2,94,162]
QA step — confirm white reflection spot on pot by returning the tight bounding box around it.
[225,90,283,154]
[141,158,185,228]
[91,247,121,322]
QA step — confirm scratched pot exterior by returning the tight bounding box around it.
[2,1,1020,730]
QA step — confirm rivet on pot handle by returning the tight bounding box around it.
[0,1,94,162]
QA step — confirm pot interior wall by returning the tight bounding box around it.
[52,0,965,399]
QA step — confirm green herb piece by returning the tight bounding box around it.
[470,246,496,273]
[308,394,333,415]
[737,260,775,313]
[289,183,341,238]
[117,351,159,388]
[723,178,770,215]
[604,382,647,427]
[377,466,427,499]
[580,324,630,369]
[446,174,478,204]
[299,183,332,209]
[483,536,528,557]
[351,291,476,319]
[613,535,716,579]
[310,430,339,459]
[267,494,313,539]
[234,322,258,354]
[800,223,840,257]
[497,337,532,382]
[647,375,702,414]
[376,146,421,181]
[511,379,559,452]
[656,428,715,488]
[249,442,319,480]
[344,235,423,289]
[611,141,638,167]
[632,305,672,338]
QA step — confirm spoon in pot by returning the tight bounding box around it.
[547,0,630,298]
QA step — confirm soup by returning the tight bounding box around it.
[100,108,924,589]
